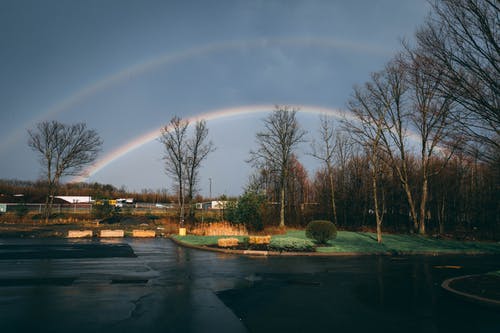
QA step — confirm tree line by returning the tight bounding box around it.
[0,179,177,205]
[229,0,499,241]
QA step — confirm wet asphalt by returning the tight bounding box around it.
[0,238,498,333]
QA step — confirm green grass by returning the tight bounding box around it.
[313,231,500,254]
[171,230,500,254]
[171,235,248,246]
[487,270,500,277]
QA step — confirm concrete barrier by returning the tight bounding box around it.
[249,235,271,245]
[218,238,239,247]
[67,230,93,238]
[132,230,156,238]
[99,229,124,238]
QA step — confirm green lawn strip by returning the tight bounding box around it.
[319,232,500,254]
[487,270,500,277]
[280,230,500,254]
[171,235,248,246]
[172,231,500,254]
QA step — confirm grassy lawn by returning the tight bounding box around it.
[171,235,249,246]
[488,270,500,277]
[172,230,500,254]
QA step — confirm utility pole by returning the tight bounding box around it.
[209,178,212,199]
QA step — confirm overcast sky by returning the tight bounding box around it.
[0,0,430,197]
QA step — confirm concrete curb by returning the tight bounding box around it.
[441,275,500,308]
[168,236,498,257]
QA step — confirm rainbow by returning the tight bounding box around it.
[0,37,388,153]
[71,104,355,183]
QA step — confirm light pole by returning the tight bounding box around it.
[209,178,212,199]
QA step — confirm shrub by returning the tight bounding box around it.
[269,237,315,252]
[306,220,337,244]
[31,212,67,220]
[228,191,265,232]
[145,213,160,220]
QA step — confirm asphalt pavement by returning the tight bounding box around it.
[0,238,499,333]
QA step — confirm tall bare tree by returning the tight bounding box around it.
[185,120,215,219]
[160,116,189,227]
[310,115,339,225]
[417,0,499,163]
[249,106,306,227]
[346,80,388,243]
[366,60,419,232]
[160,116,214,226]
[402,45,457,234]
[27,121,102,222]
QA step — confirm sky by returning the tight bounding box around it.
[0,0,430,197]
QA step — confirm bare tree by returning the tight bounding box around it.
[27,121,102,222]
[185,120,215,219]
[249,106,306,228]
[310,115,339,225]
[402,45,457,234]
[160,116,189,227]
[347,49,457,235]
[367,60,420,232]
[160,116,214,226]
[346,81,388,243]
[417,0,499,162]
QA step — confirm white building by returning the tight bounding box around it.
[55,196,92,204]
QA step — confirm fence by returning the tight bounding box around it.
[1,203,93,214]
[0,202,226,216]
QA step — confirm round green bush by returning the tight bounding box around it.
[306,220,337,244]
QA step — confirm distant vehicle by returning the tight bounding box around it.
[115,198,134,207]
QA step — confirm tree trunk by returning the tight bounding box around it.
[402,182,418,232]
[371,163,383,243]
[279,182,285,228]
[438,196,445,235]
[43,193,51,224]
[44,182,56,224]
[328,164,338,225]
[178,182,185,227]
[418,176,428,235]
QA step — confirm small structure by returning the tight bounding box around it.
[115,198,134,207]
[132,230,156,238]
[195,201,232,210]
[55,196,92,204]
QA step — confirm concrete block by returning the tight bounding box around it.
[249,235,271,245]
[218,238,239,247]
[132,230,156,238]
[67,230,93,238]
[99,229,124,238]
